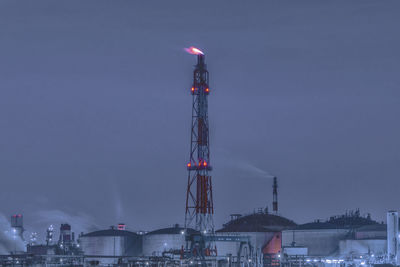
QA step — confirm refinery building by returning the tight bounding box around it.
[1,49,399,267]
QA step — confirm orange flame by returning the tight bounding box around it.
[185,46,204,55]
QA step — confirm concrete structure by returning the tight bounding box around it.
[80,228,142,266]
[142,225,197,257]
[387,210,398,263]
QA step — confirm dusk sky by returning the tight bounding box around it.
[1,1,400,238]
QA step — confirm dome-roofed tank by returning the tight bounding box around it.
[217,211,297,233]
[214,211,297,259]
[142,224,198,256]
[80,227,142,265]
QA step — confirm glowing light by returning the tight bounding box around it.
[361,262,365,265]
[205,88,209,93]
[203,161,207,167]
[187,163,191,167]
[191,87,195,92]
[185,46,204,55]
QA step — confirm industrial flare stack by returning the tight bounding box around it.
[184,47,214,235]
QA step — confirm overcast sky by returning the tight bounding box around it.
[1,1,400,239]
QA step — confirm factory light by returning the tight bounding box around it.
[203,230,207,234]
[191,87,195,92]
[361,262,365,265]
[181,230,185,235]
[205,88,209,93]
[187,163,191,167]
[277,254,281,258]
[203,161,207,167]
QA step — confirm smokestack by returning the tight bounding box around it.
[273,177,278,214]
[197,54,205,67]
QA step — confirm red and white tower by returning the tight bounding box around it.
[184,47,214,234]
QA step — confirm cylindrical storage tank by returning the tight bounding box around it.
[142,225,197,257]
[387,211,398,262]
[80,229,142,266]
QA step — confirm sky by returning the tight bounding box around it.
[1,0,400,241]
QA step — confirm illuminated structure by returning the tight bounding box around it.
[11,214,24,240]
[184,47,214,234]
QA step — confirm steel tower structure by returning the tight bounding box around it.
[184,48,214,234]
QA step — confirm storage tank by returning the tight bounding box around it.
[217,212,296,258]
[80,228,142,265]
[387,211,398,263]
[142,224,197,256]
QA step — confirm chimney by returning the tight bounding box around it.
[273,177,278,214]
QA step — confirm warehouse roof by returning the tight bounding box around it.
[82,229,139,237]
[217,212,297,233]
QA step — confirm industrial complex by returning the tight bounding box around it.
[1,48,398,267]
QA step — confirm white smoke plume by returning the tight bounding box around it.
[236,162,275,179]
[0,214,25,254]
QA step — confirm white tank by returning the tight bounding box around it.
[80,229,142,266]
[387,211,398,263]
[142,226,188,256]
